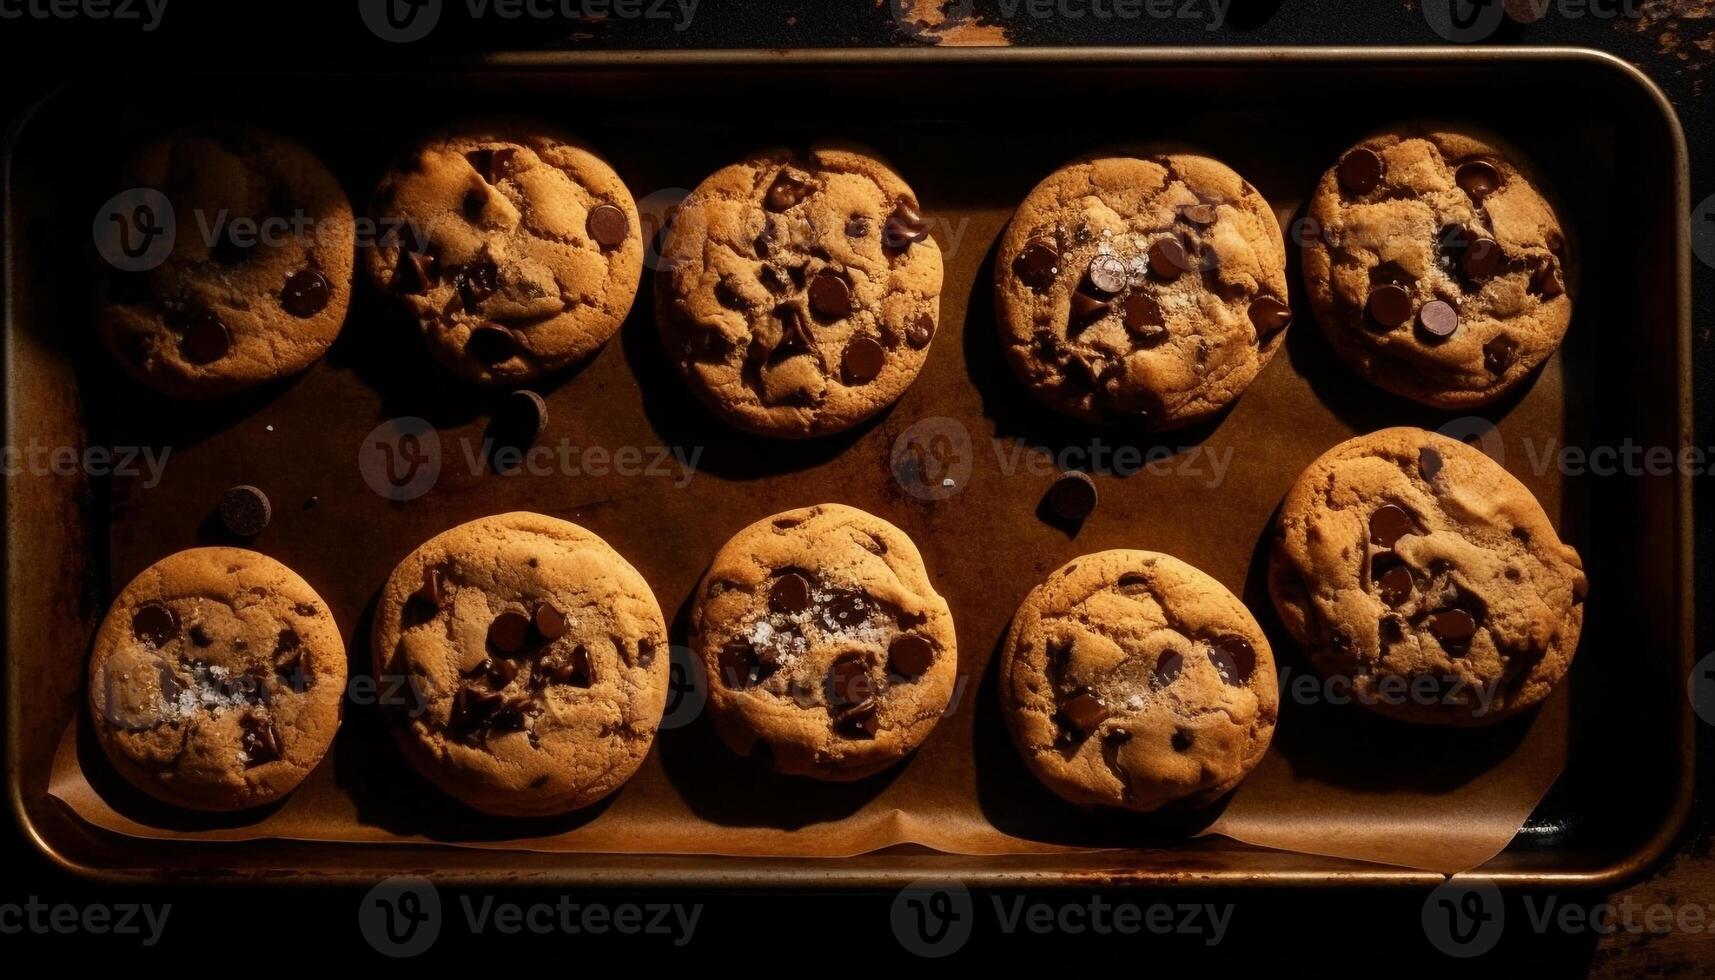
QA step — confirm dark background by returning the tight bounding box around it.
[1,0,1710,973]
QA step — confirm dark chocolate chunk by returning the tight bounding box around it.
[468,325,516,365]
[905,312,935,349]
[1430,608,1478,650]
[764,171,812,212]
[1338,148,1384,194]
[1455,160,1503,200]
[808,272,853,319]
[1366,283,1413,328]
[1061,689,1109,734]
[180,311,231,364]
[1068,289,1111,326]
[1418,446,1444,481]
[1123,292,1167,343]
[1417,299,1459,339]
[769,572,812,613]
[826,653,871,707]
[1012,239,1060,291]
[487,609,532,654]
[887,634,934,679]
[883,200,931,248]
[280,269,330,317]
[1483,334,1518,374]
[1248,296,1291,339]
[1148,237,1190,280]
[132,602,180,647]
[1206,634,1256,686]
[219,484,271,537]
[533,602,567,640]
[1047,470,1097,521]
[1461,236,1503,281]
[834,699,880,739]
[240,714,281,766]
[586,204,629,249]
[1152,650,1184,688]
[1368,504,1415,548]
[1376,562,1414,607]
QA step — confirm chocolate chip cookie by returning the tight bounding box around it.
[96,124,355,398]
[996,154,1291,430]
[371,513,669,816]
[1301,127,1574,407]
[689,504,957,780]
[366,123,643,384]
[87,547,346,811]
[1269,428,1587,725]
[1001,551,1278,812]
[656,147,944,438]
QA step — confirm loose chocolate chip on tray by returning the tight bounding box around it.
[1337,148,1384,194]
[1013,239,1060,291]
[180,311,231,364]
[494,389,548,447]
[1368,504,1415,548]
[1047,470,1098,521]
[1366,283,1413,328]
[280,270,330,318]
[132,602,179,647]
[888,634,934,679]
[1248,295,1292,339]
[1085,254,1128,295]
[1417,299,1459,339]
[1456,160,1503,200]
[808,272,853,319]
[581,205,625,250]
[487,609,532,654]
[769,572,811,613]
[842,335,885,384]
[219,484,272,537]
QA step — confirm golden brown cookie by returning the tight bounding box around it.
[656,147,944,438]
[95,124,355,398]
[1301,126,1574,406]
[87,547,346,811]
[689,504,957,780]
[366,122,643,384]
[996,154,1290,430]
[1269,428,1587,725]
[371,513,668,816]
[1002,551,1277,812]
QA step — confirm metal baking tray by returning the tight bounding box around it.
[4,48,1692,887]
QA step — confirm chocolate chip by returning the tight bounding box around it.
[1069,289,1111,326]
[636,637,657,667]
[1152,650,1184,688]
[1148,237,1190,280]
[1366,283,1413,328]
[1484,334,1518,374]
[1461,236,1503,281]
[240,714,281,766]
[1456,160,1503,200]
[416,567,446,607]
[1122,293,1167,343]
[1012,239,1060,291]
[883,200,931,248]
[395,250,439,293]
[826,653,871,707]
[132,602,179,647]
[1047,470,1097,521]
[487,609,532,654]
[718,637,765,687]
[1182,202,1217,225]
[586,204,629,249]
[808,272,853,319]
[888,634,934,679]
[1061,689,1109,734]
[448,683,504,740]
[1376,562,1414,607]
[468,325,516,365]
[555,644,593,687]
[1530,261,1565,299]
[1369,504,1415,548]
[1430,608,1477,650]
[833,699,880,739]
[1248,295,1291,339]
[1417,299,1459,339]
[485,656,519,687]
[452,261,498,311]
[1338,148,1384,194]
[534,602,567,640]
[1171,728,1194,752]
[1206,634,1256,686]
[842,335,885,384]
[467,147,519,184]
[845,215,868,238]
[769,572,811,613]
[905,313,935,349]
[496,388,548,447]
[1085,254,1128,295]
[823,589,869,627]
[219,484,271,537]
[280,269,330,318]
[765,171,812,212]
[757,264,791,294]
[462,186,488,221]
[1418,446,1444,481]
[771,306,817,361]
[180,311,231,364]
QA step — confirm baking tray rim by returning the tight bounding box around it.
[3,45,1693,890]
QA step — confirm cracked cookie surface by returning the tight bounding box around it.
[690,504,957,780]
[371,512,669,816]
[1301,127,1574,407]
[995,154,1290,430]
[656,147,944,438]
[87,547,346,811]
[96,124,354,399]
[366,123,642,384]
[1002,550,1277,812]
[1269,428,1587,726]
